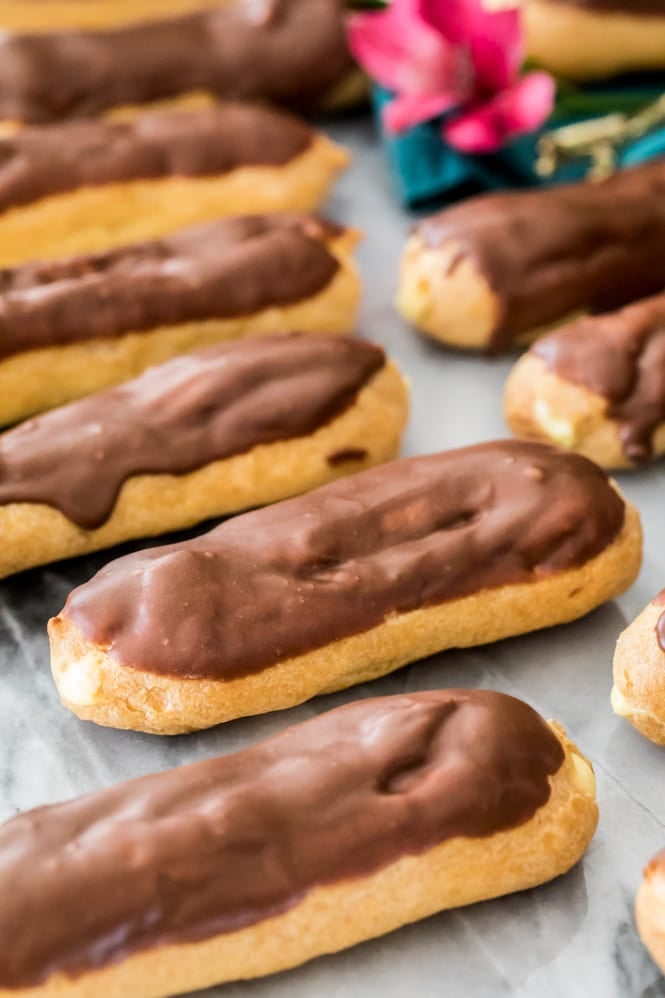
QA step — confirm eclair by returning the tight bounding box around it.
[504,293,665,470]
[50,440,642,734]
[0,213,360,426]
[0,104,348,269]
[525,0,665,81]
[637,847,665,975]
[0,334,407,580]
[612,591,665,745]
[397,162,665,353]
[0,0,355,123]
[0,689,598,998]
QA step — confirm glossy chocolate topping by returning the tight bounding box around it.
[654,590,665,652]
[0,0,351,124]
[416,162,665,351]
[0,689,564,988]
[533,293,665,463]
[0,103,313,215]
[551,0,665,14]
[0,334,383,529]
[0,215,342,361]
[63,440,626,678]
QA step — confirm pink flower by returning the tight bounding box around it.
[348,0,555,153]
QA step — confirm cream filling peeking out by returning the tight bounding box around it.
[58,654,102,706]
[570,751,596,798]
[533,398,578,449]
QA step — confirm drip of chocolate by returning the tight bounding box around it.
[0,689,564,988]
[0,0,351,124]
[416,162,665,351]
[533,293,665,463]
[654,590,665,652]
[0,103,313,215]
[549,0,665,14]
[0,334,384,528]
[62,440,626,679]
[326,447,368,466]
[0,215,342,361]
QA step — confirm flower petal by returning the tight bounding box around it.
[384,92,459,134]
[442,71,556,152]
[420,0,524,92]
[470,10,523,91]
[347,6,417,93]
[348,0,472,97]
[419,0,481,44]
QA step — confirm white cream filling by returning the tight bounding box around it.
[570,751,596,798]
[534,398,578,448]
[57,654,102,706]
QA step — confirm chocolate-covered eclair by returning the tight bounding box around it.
[0,103,348,269]
[0,689,597,998]
[397,162,665,352]
[525,0,665,81]
[0,213,361,426]
[0,334,407,579]
[505,293,665,469]
[612,590,665,745]
[0,0,354,123]
[50,440,642,734]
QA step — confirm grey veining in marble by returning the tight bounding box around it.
[1,116,665,998]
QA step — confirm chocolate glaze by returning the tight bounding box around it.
[551,0,665,14]
[0,103,313,215]
[62,440,626,679]
[0,689,565,988]
[326,447,368,466]
[0,215,342,362]
[0,334,383,529]
[533,293,665,463]
[416,162,665,351]
[0,0,351,124]
[654,590,665,652]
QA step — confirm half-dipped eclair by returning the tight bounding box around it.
[0,690,598,998]
[0,0,355,121]
[612,590,665,745]
[0,104,348,268]
[505,292,665,469]
[50,440,642,733]
[0,214,360,425]
[397,162,665,352]
[0,334,407,578]
[525,0,665,81]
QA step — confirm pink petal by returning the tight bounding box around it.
[420,0,523,92]
[419,0,483,44]
[442,71,556,153]
[384,92,459,134]
[348,1,472,98]
[347,7,418,93]
[470,11,523,92]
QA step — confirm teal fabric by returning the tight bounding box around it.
[372,79,665,207]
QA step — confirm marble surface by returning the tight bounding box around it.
[1,115,665,998]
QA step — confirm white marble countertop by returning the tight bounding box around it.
[1,116,665,998]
